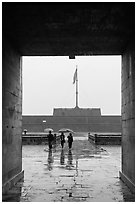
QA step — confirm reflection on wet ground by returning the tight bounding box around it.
[3,135,135,202]
[47,149,54,171]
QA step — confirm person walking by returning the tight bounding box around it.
[67,133,73,149]
[47,130,54,149]
[60,132,65,148]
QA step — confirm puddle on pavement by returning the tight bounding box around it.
[74,136,88,140]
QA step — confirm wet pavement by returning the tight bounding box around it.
[3,134,135,202]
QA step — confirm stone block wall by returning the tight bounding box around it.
[22,115,121,133]
[121,39,135,189]
[2,38,23,190]
[53,108,101,116]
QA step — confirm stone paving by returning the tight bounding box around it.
[2,135,135,202]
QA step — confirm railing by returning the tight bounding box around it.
[22,132,60,145]
[88,132,121,145]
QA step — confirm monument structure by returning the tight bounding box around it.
[53,67,102,117]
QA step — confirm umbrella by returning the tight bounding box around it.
[58,128,74,133]
[44,128,54,133]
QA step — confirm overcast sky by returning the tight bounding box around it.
[22,56,121,116]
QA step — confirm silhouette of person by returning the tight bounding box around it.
[67,133,73,149]
[60,149,65,165]
[24,129,27,135]
[47,130,54,149]
[47,149,54,171]
[60,132,65,148]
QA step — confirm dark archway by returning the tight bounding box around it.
[2,2,135,193]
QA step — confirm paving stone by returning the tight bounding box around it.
[3,136,135,202]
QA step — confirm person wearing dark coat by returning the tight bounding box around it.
[67,133,73,149]
[60,132,65,148]
[47,130,54,149]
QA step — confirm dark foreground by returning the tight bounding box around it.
[3,135,135,202]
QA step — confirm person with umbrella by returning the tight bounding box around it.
[47,130,54,149]
[67,132,73,149]
[60,132,65,148]
[23,129,27,135]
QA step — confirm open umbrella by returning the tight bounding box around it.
[58,128,74,133]
[44,128,54,133]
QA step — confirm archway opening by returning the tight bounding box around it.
[22,55,121,116]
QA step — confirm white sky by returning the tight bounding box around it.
[22,56,121,115]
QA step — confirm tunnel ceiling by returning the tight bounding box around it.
[3,3,135,56]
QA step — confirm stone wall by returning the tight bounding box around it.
[22,115,121,133]
[121,39,135,190]
[53,108,101,116]
[2,38,23,191]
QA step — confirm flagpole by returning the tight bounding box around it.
[76,65,78,108]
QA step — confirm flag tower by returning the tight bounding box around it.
[73,65,78,108]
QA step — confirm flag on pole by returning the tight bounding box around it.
[73,68,77,84]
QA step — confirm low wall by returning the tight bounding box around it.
[22,133,60,145]
[88,133,121,145]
